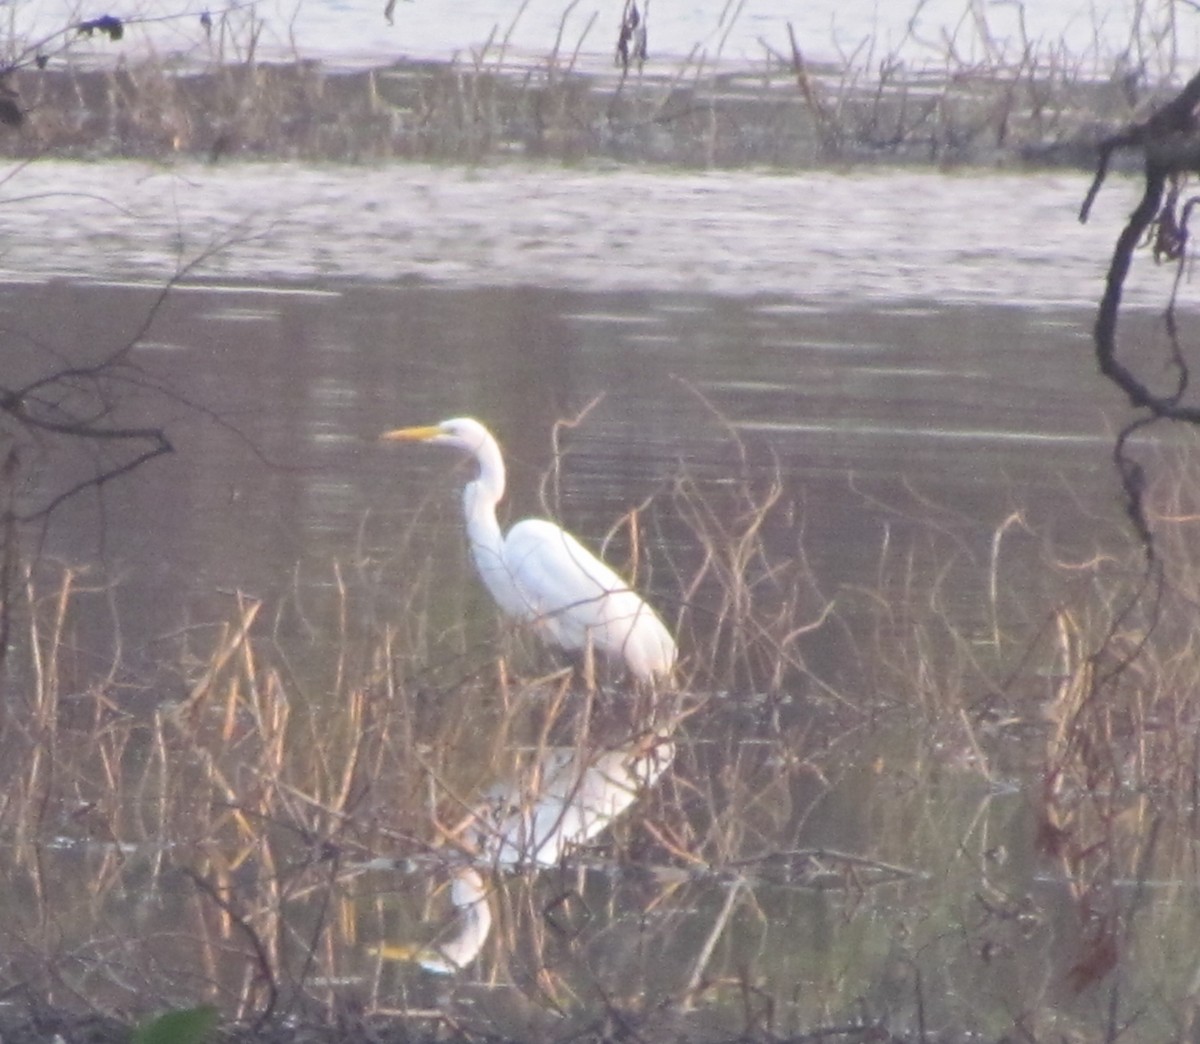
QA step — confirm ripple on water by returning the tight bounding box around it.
[0,162,1159,308]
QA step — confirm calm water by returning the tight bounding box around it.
[3,160,1146,657]
[2,157,1194,1039]
[9,275,1129,671]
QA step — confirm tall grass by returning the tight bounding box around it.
[2,432,1200,1039]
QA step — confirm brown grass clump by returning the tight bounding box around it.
[5,428,1200,1040]
[0,435,859,1039]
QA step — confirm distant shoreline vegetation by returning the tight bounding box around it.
[0,49,1166,168]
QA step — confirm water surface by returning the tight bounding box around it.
[1,157,1191,1041]
[0,161,1159,303]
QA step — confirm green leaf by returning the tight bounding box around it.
[131,1005,219,1044]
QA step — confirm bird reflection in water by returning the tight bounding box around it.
[374,865,493,974]
[473,732,674,869]
[375,733,674,974]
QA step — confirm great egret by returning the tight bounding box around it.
[381,417,677,684]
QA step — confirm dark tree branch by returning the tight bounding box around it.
[0,222,279,674]
[1081,66,1200,560]
[1081,66,1200,223]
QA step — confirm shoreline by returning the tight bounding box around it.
[0,53,1150,169]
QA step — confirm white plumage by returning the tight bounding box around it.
[375,735,674,974]
[382,417,676,684]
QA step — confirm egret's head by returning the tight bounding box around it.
[380,417,491,455]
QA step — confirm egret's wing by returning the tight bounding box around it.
[502,519,631,640]
[502,518,677,679]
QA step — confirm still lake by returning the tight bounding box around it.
[1,159,1195,1040]
[3,162,1143,654]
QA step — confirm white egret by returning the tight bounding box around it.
[381,417,677,684]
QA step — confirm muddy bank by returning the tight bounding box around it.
[0,54,1148,168]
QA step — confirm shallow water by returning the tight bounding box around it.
[8,279,1130,677]
[2,155,1195,1040]
[4,161,1159,660]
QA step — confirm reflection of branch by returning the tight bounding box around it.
[16,433,172,526]
[284,848,341,1013]
[684,876,743,997]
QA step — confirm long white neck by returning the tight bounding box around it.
[462,430,508,582]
